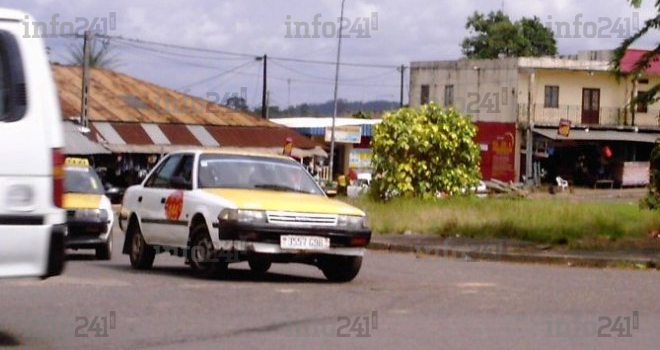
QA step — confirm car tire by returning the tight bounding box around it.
[320,256,362,283]
[96,232,113,261]
[248,259,271,274]
[189,224,227,279]
[129,225,155,270]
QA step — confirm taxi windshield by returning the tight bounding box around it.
[65,167,104,195]
[198,154,324,195]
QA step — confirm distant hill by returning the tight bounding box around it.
[262,99,400,118]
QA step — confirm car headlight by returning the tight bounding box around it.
[74,209,109,222]
[219,209,266,224]
[337,215,368,229]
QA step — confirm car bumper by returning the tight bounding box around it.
[66,217,111,248]
[0,222,66,279]
[216,221,371,256]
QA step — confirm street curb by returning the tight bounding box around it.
[367,241,660,270]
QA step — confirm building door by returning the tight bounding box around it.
[581,88,600,124]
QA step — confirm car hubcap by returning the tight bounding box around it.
[131,233,142,260]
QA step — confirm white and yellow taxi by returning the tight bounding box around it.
[63,158,114,260]
[119,150,371,282]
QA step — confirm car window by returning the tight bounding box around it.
[0,30,27,123]
[145,154,183,188]
[64,167,104,195]
[171,154,194,190]
[198,154,324,195]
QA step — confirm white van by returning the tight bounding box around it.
[0,9,66,279]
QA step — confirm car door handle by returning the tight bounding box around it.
[138,196,142,203]
[161,198,166,204]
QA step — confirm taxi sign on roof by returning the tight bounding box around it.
[65,158,90,167]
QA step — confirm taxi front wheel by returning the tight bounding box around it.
[129,226,155,270]
[320,256,362,283]
[190,225,227,279]
[248,259,272,274]
[96,232,113,260]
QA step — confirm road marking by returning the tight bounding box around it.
[456,282,496,288]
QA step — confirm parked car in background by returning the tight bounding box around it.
[0,9,66,279]
[120,150,372,282]
[63,158,114,260]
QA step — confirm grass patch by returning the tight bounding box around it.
[344,196,660,249]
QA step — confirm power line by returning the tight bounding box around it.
[177,60,257,90]
[99,34,402,69]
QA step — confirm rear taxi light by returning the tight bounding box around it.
[53,148,65,208]
[350,237,369,247]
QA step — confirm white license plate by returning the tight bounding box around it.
[280,235,330,250]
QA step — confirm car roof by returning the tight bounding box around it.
[170,149,295,161]
[0,9,29,22]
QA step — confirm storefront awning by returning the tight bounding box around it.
[534,128,660,143]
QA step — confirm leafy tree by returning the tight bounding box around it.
[370,102,481,200]
[67,37,118,68]
[612,0,659,109]
[461,11,557,59]
[226,96,248,111]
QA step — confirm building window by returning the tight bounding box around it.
[444,85,454,108]
[420,85,430,105]
[544,85,559,108]
[637,91,648,113]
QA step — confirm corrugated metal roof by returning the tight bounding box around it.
[63,121,110,155]
[535,128,660,143]
[53,65,282,127]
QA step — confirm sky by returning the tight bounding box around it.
[3,0,658,108]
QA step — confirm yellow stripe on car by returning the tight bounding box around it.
[63,193,103,210]
[203,189,365,216]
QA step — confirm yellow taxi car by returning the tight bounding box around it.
[119,150,371,282]
[64,158,114,260]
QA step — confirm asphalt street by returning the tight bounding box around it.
[0,226,658,350]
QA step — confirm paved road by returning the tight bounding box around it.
[1,227,658,350]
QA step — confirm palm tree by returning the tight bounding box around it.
[67,37,118,68]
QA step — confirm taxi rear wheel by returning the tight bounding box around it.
[129,226,155,269]
[190,225,227,279]
[96,232,113,260]
[320,256,362,282]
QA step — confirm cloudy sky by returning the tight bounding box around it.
[3,0,657,108]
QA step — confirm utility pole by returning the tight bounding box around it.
[266,90,270,119]
[329,0,347,180]
[261,54,268,119]
[80,30,92,131]
[399,64,406,108]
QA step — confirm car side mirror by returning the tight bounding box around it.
[105,187,120,196]
[325,189,338,198]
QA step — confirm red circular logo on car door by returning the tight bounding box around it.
[164,191,184,221]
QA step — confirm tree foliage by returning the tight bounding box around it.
[461,11,557,59]
[611,0,659,109]
[370,103,481,200]
[67,37,118,68]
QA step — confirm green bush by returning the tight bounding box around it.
[642,140,660,210]
[370,102,481,200]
